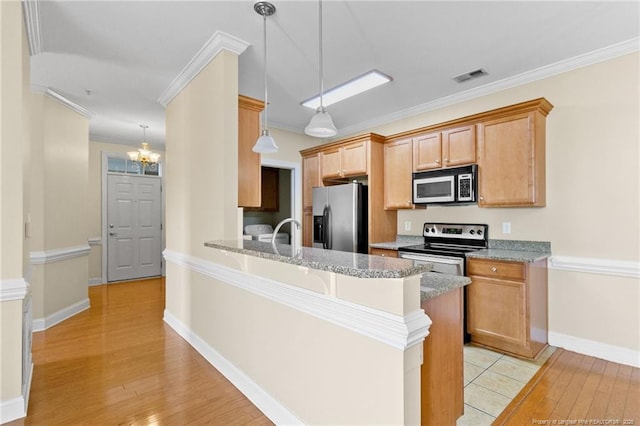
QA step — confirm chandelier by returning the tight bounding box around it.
[127,124,160,170]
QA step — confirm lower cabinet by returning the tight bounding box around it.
[421,287,464,425]
[370,248,399,258]
[466,257,548,359]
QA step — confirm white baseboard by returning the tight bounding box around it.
[32,298,90,332]
[0,396,26,424]
[164,310,303,426]
[548,331,640,368]
[88,277,104,286]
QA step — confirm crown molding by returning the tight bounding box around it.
[157,31,250,108]
[22,0,43,56]
[45,89,94,119]
[337,37,640,138]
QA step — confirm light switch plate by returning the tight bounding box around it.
[404,221,411,231]
[502,222,511,234]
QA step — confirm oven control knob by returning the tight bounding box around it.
[469,230,475,235]
[425,228,430,233]
[477,229,483,235]
[431,228,436,233]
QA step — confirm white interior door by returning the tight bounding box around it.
[107,174,162,282]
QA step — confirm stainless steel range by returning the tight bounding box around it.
[398,222,488,276]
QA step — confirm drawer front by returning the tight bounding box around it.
[467,258,525,280]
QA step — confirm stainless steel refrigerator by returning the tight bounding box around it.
[312,183,368,253]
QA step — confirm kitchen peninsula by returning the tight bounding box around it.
[179,240,470,425]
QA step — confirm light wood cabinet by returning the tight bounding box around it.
[466,257,548,359]
[370,248,399,258]
[302,154,321,247]
[476,99,552,207]
[421,287,464,425]
[384,138,414,210]
[320,141,368,179]
[413,125,475,171]
[238,95,264,208]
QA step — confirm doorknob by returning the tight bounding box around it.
[109,224,115,228]
[110,232,117,236]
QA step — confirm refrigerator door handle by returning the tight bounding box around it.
[323,205,331,250]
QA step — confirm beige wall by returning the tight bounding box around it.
[365,52,640,354]
[0,0,27,408]
[165,49,239,258]
[29,94,90,321]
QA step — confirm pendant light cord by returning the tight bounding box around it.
[318,0,324,110]
[262,12,268,131]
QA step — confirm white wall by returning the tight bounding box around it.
[367,52,640,365]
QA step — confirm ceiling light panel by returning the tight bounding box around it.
[302,69,392,110]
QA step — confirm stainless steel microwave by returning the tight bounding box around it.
[412,165,477,205]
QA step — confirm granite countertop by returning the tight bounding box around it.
[466,239,551,262]
[204,240,431,279]
[371,236,551,263]
[420,273,471,301]
[369,235,423,250]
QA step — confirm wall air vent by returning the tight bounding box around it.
[453,68,488,83]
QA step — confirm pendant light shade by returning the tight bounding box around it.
[252,1,279,154]
[304,0,337,138]
[304,106,337,137]
[253,129,278,154]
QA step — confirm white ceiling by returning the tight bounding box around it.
[28,1,640,148]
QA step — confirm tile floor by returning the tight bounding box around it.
[457,344,557,425]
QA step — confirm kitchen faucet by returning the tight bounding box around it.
[272,217,301,255]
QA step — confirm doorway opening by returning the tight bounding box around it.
[242,159,301,247]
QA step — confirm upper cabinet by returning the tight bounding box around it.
[320,140,368,179]
[384,138,414,210]
[238,95,264,208]
[477,99,553,207]
[413,125,476,171]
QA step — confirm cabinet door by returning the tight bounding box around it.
[477,112,545,207]
[238,96,263,207]
[303,154,320,209]
[341,141,368,177]
[466,275,527,349]
[260,167,279,211]
[320,148,342,179]
[302,209,313,247]
[413,132,442,171]
[442,125,476,167]
[384,139,413,209]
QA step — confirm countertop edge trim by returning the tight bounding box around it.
[163,249,431,350]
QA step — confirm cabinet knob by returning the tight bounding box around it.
[381,254,385,257]
[444,158,449,162]
[435,160,440,164]
[491,267,497,272]
[479,196,484,201]
[406,201,411,205]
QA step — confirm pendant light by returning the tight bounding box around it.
[304,0,337,138]
[252,1,279,154]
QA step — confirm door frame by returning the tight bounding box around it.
[101,151,165,283]
[259,158,302,249]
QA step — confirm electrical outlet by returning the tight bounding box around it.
[404,221,411,231]
[502,222,511,234]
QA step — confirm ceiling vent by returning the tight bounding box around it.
[453,68,488,83]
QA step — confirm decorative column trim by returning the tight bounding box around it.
[30,244,91,265]
[163,249,431,351]
[45,88,94,119]
[548,255,640,278]
[157,31,250,107]
[0,278,28,302]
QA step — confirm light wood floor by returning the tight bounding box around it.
[8,278,272,425]
[9,278,639,425]
[495,347,639,425]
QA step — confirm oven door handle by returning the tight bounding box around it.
[399,253,463,265]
